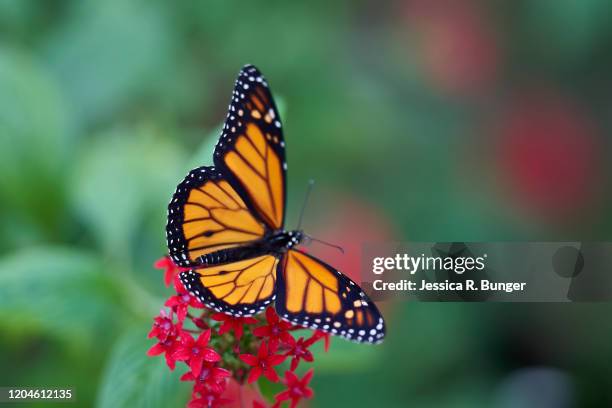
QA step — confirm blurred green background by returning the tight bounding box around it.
[1,0,612,407]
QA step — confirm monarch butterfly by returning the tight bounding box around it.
[166,65,385,344]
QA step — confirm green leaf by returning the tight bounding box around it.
[0,48,72,238]
[96,328,189,408]
[0,247,122,346]
[43,0,176,126]
[70,125,188,262]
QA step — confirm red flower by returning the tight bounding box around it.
[165,278,203,321]
[192,316,210,330]
[284,337,315,371]
[273,369,314,408]
[187,392,231,408]
[239,341,286,383]
[495,89,601,221]
[147,334,180,370]
[148,309,181,341]
[253,307,295,349]
[155,256,188,287]
[310,330,331,352]
[174,330,221,377]
[212,313,258,341]
[181,364,230,395]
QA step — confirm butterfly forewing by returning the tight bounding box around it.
[275,250,385,344]
[213,65,287,230]
[166,166,267,267]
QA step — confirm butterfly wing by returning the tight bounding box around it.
[166,166,267,267]
[213,65,286,230]
[275,250,385,344]
[180,255,278,316]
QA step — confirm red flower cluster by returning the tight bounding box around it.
[149,257,326,407]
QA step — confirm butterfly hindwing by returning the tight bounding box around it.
[180,255,278,316]
[166,166,267,267]
[275,250,385,344]
[213,65,286,230]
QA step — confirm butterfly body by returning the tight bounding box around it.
[166,65,385,344]
[197,230,304,266]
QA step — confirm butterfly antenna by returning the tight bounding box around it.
[297,179,315,230]
[307,236,345,254]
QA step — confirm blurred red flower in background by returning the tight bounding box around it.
[402,0,500,96]
[307,196,396,284]
[494,89,602,222]
[224,378,268,408]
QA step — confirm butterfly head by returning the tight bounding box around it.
[265,230,305,253]
[286,230,305,249]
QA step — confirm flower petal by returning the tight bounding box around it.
[253,326,271,337]
[234,323,244,340]
[164,354,176,370]
[280,332,295,346]
[263,367,279,383]
[197,329,211,346]
[176,305,187,322]
[284,369,299,384]
[172,347,191,361]
[275,390,290,402]
[218,321,231,335]
[164,296,181,307]
[211,312,228,322]
[180,372,195,381]
[202,348,221,362]
[302,369,314,384]
[290,358,299,371]
[289,397,300,408]
[147,343,165,356]
[212,367,231,379]
[268,354,287,366]
[258,341,268,359]
[180,332,195,346]
[189,356,204,377]
[265,307,277,323]
[247,366,263,384]
[239,354,259,366]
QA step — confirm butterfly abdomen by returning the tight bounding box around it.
[197,230,303,266]
[197,245,266,266]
